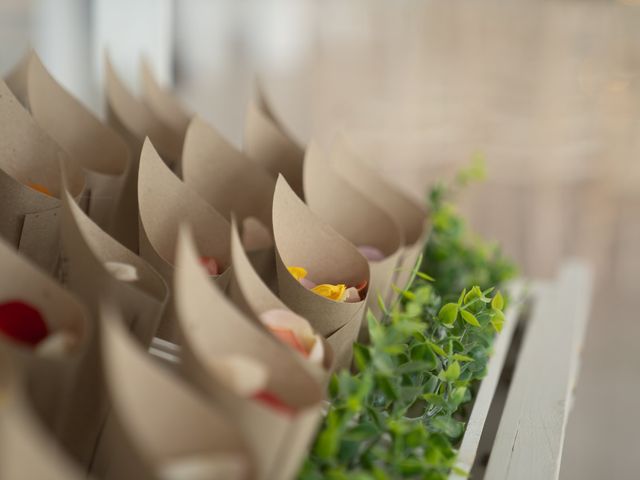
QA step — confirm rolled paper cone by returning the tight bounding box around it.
[0,356,90,480]
[92,306,252,480]
[330,135,430,297]
[182,116,275,228]
[140,58,191,138]
[157,454,247,480]
[304,143,404,321]
[4,50,29,106]
[228,219,334,379]
[244,96,305,199]
[272,175,369,343]
[241,217,273,252]
[0,80,85,274]
[25,53,130,233]
[174,226,323,480]
[0,237,98,468]
[59,188,168,346]
[104,261,139,282]
[104,57,183,251]
[138,138,231,342]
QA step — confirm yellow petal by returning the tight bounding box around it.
[27,182,53,197]
[311,283,347,302]
[287,266,308,281]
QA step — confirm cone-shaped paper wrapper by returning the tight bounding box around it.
[0,357,89,480]
[26,54,130,232]
[0,237,103,467]
[228,220,334,380]
[140,59,191,138]
[0,80,85,273]
[138,138,231,340]
[331,137,430,292]
[60,189,168,346]
[304,143,404,319]
[272,175,368,357]
[4,51,29,106]
[93,306,252,480]
[182,116,275,228]
[244,98,305,199]
[105,58,182,251]
[174,226,323,480]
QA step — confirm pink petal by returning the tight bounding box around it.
[357,245,386,262]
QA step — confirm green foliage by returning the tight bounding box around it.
[299,160,518,479]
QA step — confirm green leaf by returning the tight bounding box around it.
[416,271,435,282]
[343,423,379,442]
[463,286,482,304]
[397,360,437,375]
[422,392,448,409]
[438,303,458,326]
[460,309,480,327]
[490,308,505,332]
[430,414,465,438]
[376,293,388,315]
[451,353,474,362]
[492,291,505,310]
[427,341,447,357]
[439,361,461,382]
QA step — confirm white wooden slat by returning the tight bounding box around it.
[449,281,526,480]
[484,261,593,480]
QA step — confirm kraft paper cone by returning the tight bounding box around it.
[174,226,323,480]
[0,355,89,480]
[93,306,251,480]
[244,96,305,199]
[60,189,168,346]
[138,138,231,341]
[26,54,130,232]
[105,58,182,251]
[228,220,334,381]
[4,51,29,107]
[0,237,103,468]
[272,176,368,357]
[182,116,275,228]
[304,143,404,321]
[0,79,85,274]
[140,59,191,138]
[331,137,430,293]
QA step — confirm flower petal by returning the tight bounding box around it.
[27,182,53,197]
[307,335,325,366]
[344,286,361,303]
[199,256,220,276]
[35,331,76,357]
[298,277,317,290]
[311,283,347,302]
[259,309,316,351]
[287,265,308,281]
[207,354,268,397]
[104,261,139,282]
[253,390,296,415]
[357,245,386,262]
[0,301,49,347]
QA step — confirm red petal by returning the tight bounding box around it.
[0,301,49,347]
[199,256,220,276]
[355,280,368,295]
[253,390,296,415]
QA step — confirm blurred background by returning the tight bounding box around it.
[2,0,638,477]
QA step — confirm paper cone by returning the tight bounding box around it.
[304,143,404,321]
[228,219,334,380]
[60,189,168,346]
[0,354,89,480]
[0,237,104,467]
[182,116,275,228]
[174,226,323,480]
[0,79,85,274]
[25,54,130,233]
[140,59,191,138]
[4,51,29,107]
[331,137,430,293]
[138,138,231,341]
[244,96,305,199]
[93,305,251,480]
[272,175,368,362]
[105,58,182,251]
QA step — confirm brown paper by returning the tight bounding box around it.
[272,175,369,357]
[25,54,130,233]
[4,51,29,107]
[304,143,404,321]
[0,237,103,467]
[60,189,168,346]
[331,137,430,293]
[93,305,251,480]
[0,355,89,480]
[182,116,276,228]
[140,58,191,138]
[244,96,305,199]
[138,138,231,341]
[0,79,85,274]
[105,58,183,251]
[174,226,323,480]
[228,219,334,380]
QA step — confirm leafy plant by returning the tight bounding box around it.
[299,158,517,479]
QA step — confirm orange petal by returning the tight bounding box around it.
[269,327,308,356]
[259,309,316,352]
[27,182,53,197]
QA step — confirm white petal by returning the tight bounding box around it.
[307,335,325,366]
[104,261,139,282]
[344,287,361,303]
[207,354,268,397]
[35,332,76,357]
